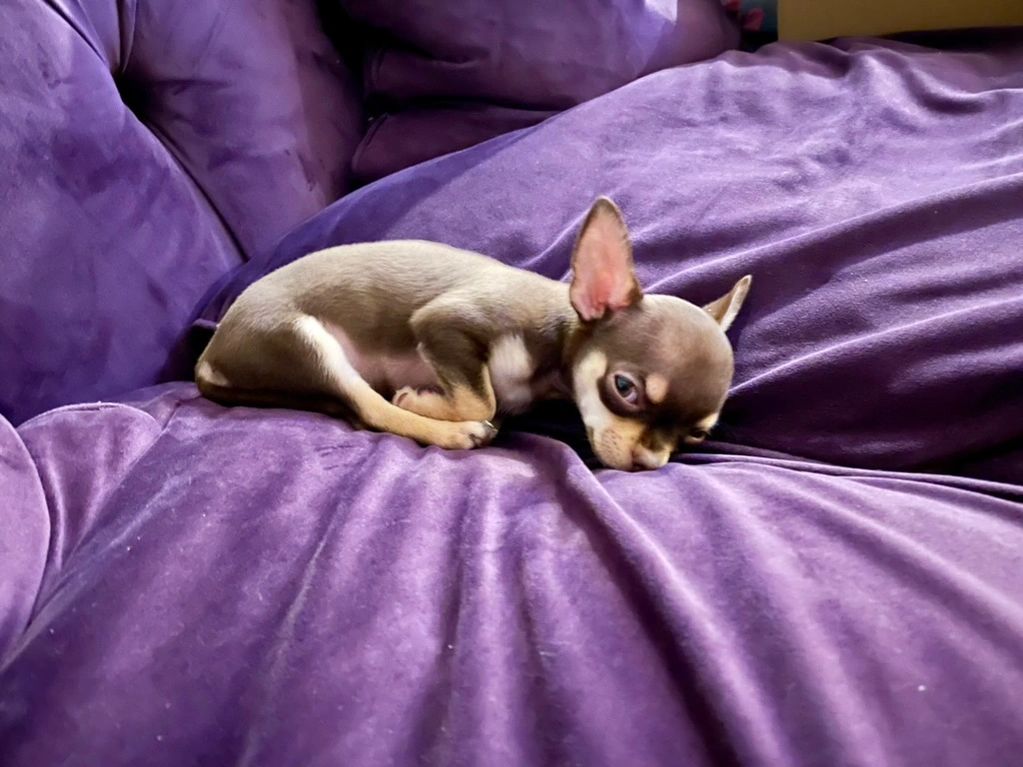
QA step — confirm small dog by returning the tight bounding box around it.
[196,197,750,470]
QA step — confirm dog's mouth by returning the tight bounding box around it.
[586,429,626,470]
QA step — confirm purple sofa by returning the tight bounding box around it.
[2,1,1022,765]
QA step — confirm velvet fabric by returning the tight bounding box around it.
[353,104,559,185]
[1,383,1022,766]
[341,0,740,182]
[3,19,1023,767]
[0,0,362,424]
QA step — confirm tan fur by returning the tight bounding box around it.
[392,379,497,422]
[645,374,668,404]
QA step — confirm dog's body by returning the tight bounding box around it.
[197,198,750,470]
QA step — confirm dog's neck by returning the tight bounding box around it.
[523,281,639,404]
[524,294,585,401]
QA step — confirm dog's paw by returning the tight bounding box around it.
[433,419,498,450]
[394,385,453,420]
[392,386,414,407]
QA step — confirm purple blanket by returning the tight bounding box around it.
[3,32,1023,767]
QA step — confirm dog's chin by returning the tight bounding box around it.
[594,450,634,472]
[586,426,672,472]
[586,428,639,472]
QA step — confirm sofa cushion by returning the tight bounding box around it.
[340,0,739,182]
[2,381,1022,765]
[352,103,557,185]
[0,0,362,425]
[0,414,48,661]
[121,0,363,257]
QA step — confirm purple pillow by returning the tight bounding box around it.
[341,0,740,182]
[0,413,47,660]
[0,0,363,424]
[353,104,557,184]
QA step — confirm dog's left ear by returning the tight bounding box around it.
[704,275,752,332]
[569,197,643,322]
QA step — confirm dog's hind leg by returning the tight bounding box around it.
[291,315,496,449]
[392,300,500,423]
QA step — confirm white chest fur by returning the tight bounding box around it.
[489,334,536,415]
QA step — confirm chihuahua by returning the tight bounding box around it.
[196,197,750,470]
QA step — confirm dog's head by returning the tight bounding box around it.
[567,197,751,471]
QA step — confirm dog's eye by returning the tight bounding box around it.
[689,428,710,441]
[613,374,639,404]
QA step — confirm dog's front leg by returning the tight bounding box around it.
[393,301,498,424]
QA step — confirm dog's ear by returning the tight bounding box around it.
[704,275,752,332]
[569,197,642,322]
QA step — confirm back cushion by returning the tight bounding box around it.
[340,0,739,183]
[0,0,362,424]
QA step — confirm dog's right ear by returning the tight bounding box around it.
[569,197,642,322]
